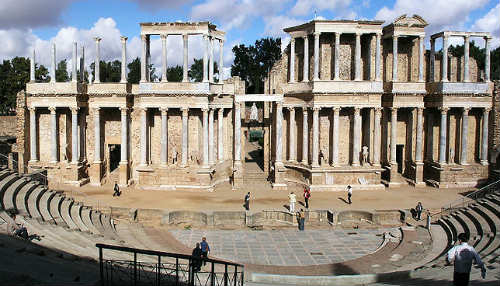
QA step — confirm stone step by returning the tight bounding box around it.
[38,189,56,222]
[470,203,500,257]
[452,211,481,248]
[80,207,101,235]
[100,214,120,240]
[26,185,46,219]
[440,217,458,244]
[3,176,30,212]
[0,173,19,209]
[90,210,108,238]
[460,208,490,254]
[15,181,39,216]
[60,198,80,230]
[468,205,496,254]
[70,203,90,233]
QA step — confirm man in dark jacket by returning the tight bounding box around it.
[191,243,202,272]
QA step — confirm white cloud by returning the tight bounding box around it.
[0,0,76,29]
[471,3,500,48]
[290,0,352,17]
[263,15,303,37]
[124,0,194,11]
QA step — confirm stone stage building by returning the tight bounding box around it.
[16,16,496,191]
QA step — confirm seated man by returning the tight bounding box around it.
[7,213,28,240]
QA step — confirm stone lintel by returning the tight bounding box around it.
[27,96,84,109]
[384,82,426,94]
[26,82,85,95]
[426,82,493,94]
[87,83,130,94]
[138,82,211,94]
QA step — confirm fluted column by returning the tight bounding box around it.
[276,103,283,163]
[355,33,361,81]
[119,36,128,83]
[390,108,397,164]
[302,108,309,165]
[29,107,38,161]
[202,108,209,167]
[288,107,296,162]
[373,108,382,166]
[303,35,309,82]
[50,43,56,83]
[161,34,168,82]
[430,38,435,82]
[94,37,101,83]
[375,33,381,81]
[218,40,224,83]
[79,46,85,82]
[140,35,147,83]
[203,34,209,82]
[234,103,241,164]
[485,37,491,82]
[332,107,340,166]
[209,108,215,165]
[460,108,470,165]
[209,37,214,83]
[71,107,79,164]
[217,108,224,162]
[182,34,189,82]
[439,107,448,164]
[72,42,77,82]
[120,107,128,164]
[334,32,340,80]
[312,107,320,167]
[415,107,424,163]
[30,49,35,82]
[160,108,168,165]
[463,36,470,82]
[418,36,424,82]
[481,108,490,165]
[313,32,320,80]
[181,108,189,167]
[289,37,296,83]
[352,107,361,166]
[392,36,398,82]
[442,36,449,82]
[140,108,147,166]
[49,107,58,162]
[93,108,101,163]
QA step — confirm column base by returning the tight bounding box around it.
[480,160,489,166]
[89,161,102,186]
[28,160,39,164]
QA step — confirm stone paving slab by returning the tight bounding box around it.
[170,228,394,266]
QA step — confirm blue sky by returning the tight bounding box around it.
[1,0,498,77]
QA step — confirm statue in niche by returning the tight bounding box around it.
[172,147,178,165]
[319,149,325,165]
[449,148,455,164]
[362,146,369,165]
[250,102,258,121]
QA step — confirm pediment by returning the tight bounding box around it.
[393,14,428,27]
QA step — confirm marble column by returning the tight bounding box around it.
[390,108,397,164]
[50,107,57,162]
[121,107,128,164]
[373,108,382,166]
[439,107,448,164]
[289,37,296,83]
[418,36,424,82]
[140,108,147,166]
[415,107,424,163]
[182,34,189,82]
[218,40,224,84]
[209,108,215,165]
[160,108,168,165]
[313,32,320,80]
[72,42,77,82]
[140,35,147,83]
[463,36,470,82]
[481,108,490,165]
[332,107,340,166]
[442,36,449,82]
[303,35,309,82]
[276,103,283,163]
[93,108,101,163]
[460,108,470,165]
[181,108,189,167]
[302,108,309,165]
[79,46,85,83]
[312,107,320,167]
[202,108,209,167]
[50,43,56,83]
[334,32,340,80]
[209,37,214,83]
[352,107,361,166]
[71,107,79,164]
[485,37,491,82]
[146,35,150,82]
[203,34,209,82]
[430,39,435,82]
[29,107,38,161]
[30,49,35,82]
[392,36,398,82]
[161,34,168,82]
[375,33,381,81]
[120,36,128,83]
[355,33,361,81]
[94,37,101,83]
[217,108,224,162]
[288,107,296,162]
[234,103,241,164]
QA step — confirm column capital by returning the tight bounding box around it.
[120,36,128,42]
[290,36,296,43]
[302,34,308,40]
[312,106,321,112]
[463,35,470,41]
[393,35,399,40]
[70,107,79,114]
[302,107,308,114]
[160,34,167,40]
[28,107,36,112]
[120,107,129,114]
[218,107,224,112]
[94,36,102,42]
[92,107,101,112]
[439,107,449,114]
[462,107,471,114]
[333,106,340,113]
[376,32,382,36]
[484,107,491,113]
[183,33,189,40]
[354,107,361,115]
[355,32,362,36]
[181,107,189,115]
[287,106,295,112]
[49,106,56,113]
[375,107,383,115]
[160,107,168,115]
[201,107,209,113]
[141,34,147,41]
[313,31,321,37]
[335,31,341,36]
[417,107,424,113]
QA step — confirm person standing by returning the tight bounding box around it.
[200,237,210,266]
[415,202,423,221]
[303,186,311,209]
[447,233,486,286]
[244,192,250,211]
[288,192,296,213]
[113,182,121,197]
[347,185,352,204]
[191,243,202,272]
[298,209,305,231]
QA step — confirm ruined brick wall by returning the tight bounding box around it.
[492,81,500,161]
[0,116,17,137]
[15,90,28,172]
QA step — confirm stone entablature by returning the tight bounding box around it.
[284,20,384,37]
[140,22,225,40]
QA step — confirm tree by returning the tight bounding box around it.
[166,65,183,82]
[35,64,50,82]
[231,37,281,93]
[90,60,121,83]
[188,58,219,82]
[127,57,140,84]
[55,59,69,82]
[491,46,500,81]
[448,40,485,71]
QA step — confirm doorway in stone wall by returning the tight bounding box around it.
[108,144,121,173]
[396,144,404,174]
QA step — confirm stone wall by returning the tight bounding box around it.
[0,116,17,137]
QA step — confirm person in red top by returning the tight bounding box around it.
[303,186,311,209]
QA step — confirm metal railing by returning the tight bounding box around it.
[431,179,500,219]
[97,243,244,286]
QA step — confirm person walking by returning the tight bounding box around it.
[347,185,352,204]
[297,209,305,231]
[244,192,250,211]
[200,237,210,266]
[415,202,423,221]
[113,182,121,197]
[447,232,486,286]
[303,186,311,209]
[191,243,202,272]
[288,192,296,213]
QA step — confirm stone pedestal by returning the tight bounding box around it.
[411,161,425,187]
[387,163,402,187]
[272,162,287,190]
[90,162,102,186]
[119,162,129,186]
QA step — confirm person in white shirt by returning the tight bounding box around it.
[288,192,296,213]
[447,233,486,286]
[347,185,353,204]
